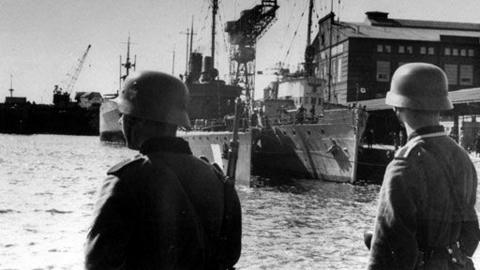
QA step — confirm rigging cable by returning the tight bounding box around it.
[194,1,211,52]
[282,1,309,65]
[278,1,298,55]
[217,1,231,74]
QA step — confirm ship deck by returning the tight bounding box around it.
[360,143,395,151]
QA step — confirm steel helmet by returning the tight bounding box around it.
[386,63,453,111]
[118,70,191,128]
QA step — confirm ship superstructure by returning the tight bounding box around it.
[251,0,368,183]
[98,1,272,184]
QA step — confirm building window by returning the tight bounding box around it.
[444,64,458,85]
[320,51,327,60]
[460,49,467,56]
[468,49,475,57]
[406,46,413,54]
[460,65,473,85]
[337,58,343,82]
[331,58,337,83]
[445,48,451,56]
[319,64,327,80]
[428,47,435,55]
[376,61,391,82]
[332,43,344,56]
[420,46,427,54]
[377,44,391,53]
[453,48,459,56]
[398,45,405,54]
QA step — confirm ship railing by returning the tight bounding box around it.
[192,116,252,132]
[266,114,322,126]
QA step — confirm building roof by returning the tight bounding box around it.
[332,12,480,42]
[351,88,480,111]
[449,87,480,104]
[338,22,480,42]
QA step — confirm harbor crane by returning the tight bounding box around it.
[53,44,91,106]
[64,44,92,94]
[225,0,279,112]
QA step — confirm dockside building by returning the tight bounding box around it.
[312,11,480,105]
[306,11,480,147]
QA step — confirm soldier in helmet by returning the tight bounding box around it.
[85,71,241,270]
[367,63,480,269]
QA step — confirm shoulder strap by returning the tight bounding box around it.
[436,156,466,219]
[208,162,239,270]
[152,156,237,268]
[416,135,466,221]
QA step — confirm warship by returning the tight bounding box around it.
[250,0,369,183]
[97,0,279,184]
[252,81,368,183]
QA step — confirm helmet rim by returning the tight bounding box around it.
[385,90,453,111]
[386,63,452,111]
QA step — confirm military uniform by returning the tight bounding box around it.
[368,126,480,270]
[85,137,242,270]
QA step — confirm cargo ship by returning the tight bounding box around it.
[0,87,100,136]
[0,46,101,136]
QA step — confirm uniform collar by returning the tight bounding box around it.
[408,125,445,141]
[140,137,192,155]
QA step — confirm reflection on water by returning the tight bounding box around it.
[0,134,479,269]
[238,180,379,269]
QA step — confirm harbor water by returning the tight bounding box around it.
[1,134,480,269]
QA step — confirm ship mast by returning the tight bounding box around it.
[181,17,196,78]
[190,16,194,59]
[305,0,315,76]
[120,35,136,82]
[211,0,218,69]
[8,74,14,97]
[119,35,136,92]
[183,27,189,77]
[306,0,313,47]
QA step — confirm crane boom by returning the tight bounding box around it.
[65,44,92,93]
[225,0,278,114]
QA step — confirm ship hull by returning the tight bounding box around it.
[252,108,367,183]
[179,131,251,185]
[99,100,252,185]
[0,103,99,135]
[99,100,124,143]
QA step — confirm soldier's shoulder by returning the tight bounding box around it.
[394,139,425,160]
[107,155,146,175]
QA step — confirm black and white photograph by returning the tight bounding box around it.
[1,0,480,269]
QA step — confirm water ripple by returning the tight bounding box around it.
[1,134,480,270]
[45,209,73,215]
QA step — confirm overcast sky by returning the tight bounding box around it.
[1,0,479,103]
